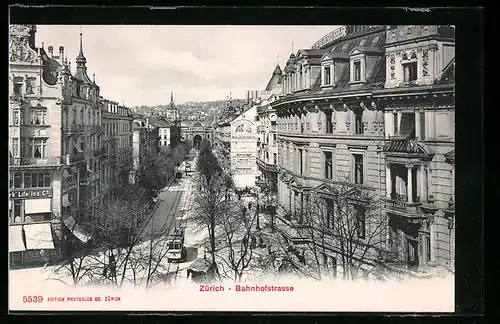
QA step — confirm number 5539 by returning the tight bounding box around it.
[23,296,43,303]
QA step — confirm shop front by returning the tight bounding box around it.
[9,188,58,267]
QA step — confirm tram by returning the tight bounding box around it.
[166,227,186,262]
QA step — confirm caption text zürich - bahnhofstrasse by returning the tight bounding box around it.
[199,284,294,292]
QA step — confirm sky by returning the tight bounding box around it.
[35,25,340,107]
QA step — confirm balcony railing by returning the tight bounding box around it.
[385,193,422,214]
[311,26,347,49]
[70,124,85,133]
[10,156,62,166]
[256,156,278,172]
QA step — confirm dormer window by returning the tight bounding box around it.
[402,51,418,82]
[353,61,361,82]
[324,66,331,85]
[403,62,418,81]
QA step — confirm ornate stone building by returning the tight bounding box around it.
[272,25,455,278]
[231,106,259,188]
[374,25,455,271]
[256,65,283,192]
[102,99,134,201]
[130,115,160,184]
[9,25,105,265]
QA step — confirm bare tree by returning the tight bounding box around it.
[189,139,229,278]
[216,200,259,282]
[293,177,388,281]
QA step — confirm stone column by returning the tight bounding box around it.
[397,110,402,135]
[451,166,455,202]
[385,164,392,199]
[415,110,421,139]
[420,165,427,203]
[406,164,413,203]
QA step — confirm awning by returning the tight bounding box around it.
[62,194,71,207]
[23,223,55,250]
[24,198,51,214]
[62,215,91,243]
[9,225,26,252]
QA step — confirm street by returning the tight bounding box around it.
[140,152,197,241]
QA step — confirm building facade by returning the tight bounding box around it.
[9,25,106,265]
[130,116,160,183]
[272,25,455,277]
[256,65,283,192]
[102,99,134,201]
[375,25,455,271]
[230,106,259,188]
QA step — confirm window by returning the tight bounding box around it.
[80,109,84,124]
[273,153,277,165]
[355,110,363,134]
[13,77,23,95]
[299,149,303,175]
[273,133,277,143]
[324,66,331,85]
[30,109,47,125]
[13,200,22,218]
[28,138,47,158]
[324,151,333,179]
[14,172,22,188]
[12,138,19,157]
[13,110,21,125]
[24,171,51,188]
[353,61,361,81]
[326,198,335,229]
[326,110,333,134]
[353,153,364,184]
[356,206,366,239]
[403,62,418,82]
[73,108,77,125]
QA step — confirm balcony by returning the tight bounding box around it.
[10,156,61,167]
[90,125,103,134]
[70,124,85,133]
[256,156,278,172]
[384,193,422,215]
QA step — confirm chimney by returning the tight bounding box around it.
[48,46,54,57]
[59,46,65,63]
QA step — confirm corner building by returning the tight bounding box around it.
[9,25,105,265]
[273,25,455,277]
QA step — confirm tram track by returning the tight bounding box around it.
[164,159,196,284]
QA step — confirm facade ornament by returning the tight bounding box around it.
[362,122,368,133]
[306,121,310,131]
[371,101,377,110]
[343,103,349,111]
[389,54,396,80]
[317,117,322,131]
[422,49,429,76]
[345,120,351,132]
[360,102,367,110]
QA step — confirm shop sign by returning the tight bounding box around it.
[9,189,53,199]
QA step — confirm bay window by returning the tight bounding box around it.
[28,138,48,158]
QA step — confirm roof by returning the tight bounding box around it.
[444,150,455,162]
[188,258,214,273]
[274,30,386,104]
[350,46,384,55]
[265,65,283,91]
[438,57,455,84]
[40,48,62,86]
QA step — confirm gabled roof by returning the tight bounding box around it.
[438,57,455,84]
[349,46,384,56]
[265,65,283,91]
